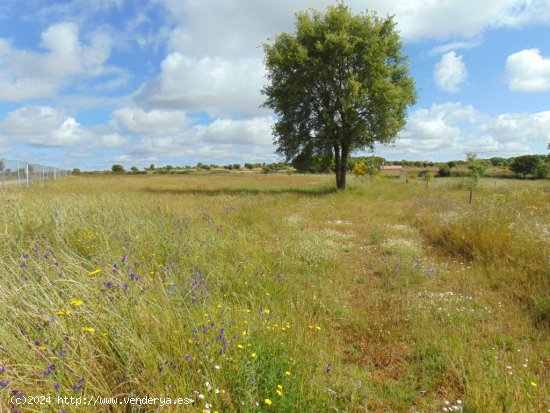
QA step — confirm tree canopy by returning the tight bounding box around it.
[262,4,416,189]
[510,155,548,178]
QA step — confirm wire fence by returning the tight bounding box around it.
[0,159,71,190]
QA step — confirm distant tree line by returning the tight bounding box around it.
[87,152,549,180]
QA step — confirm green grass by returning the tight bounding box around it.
[0,174,548,412]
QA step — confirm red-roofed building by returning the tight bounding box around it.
[379,164,403,177]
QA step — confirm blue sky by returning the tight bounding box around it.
[0,0,549,170]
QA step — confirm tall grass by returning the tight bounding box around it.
[0,174,548,412]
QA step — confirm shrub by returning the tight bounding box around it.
[111,164,125,173]
[510,155,542,178]
[534,160,549,179]
[438,165,451,177]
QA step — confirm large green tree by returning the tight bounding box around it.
[262,4,416,189]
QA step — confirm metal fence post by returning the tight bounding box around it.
[16,160,21,189]
[26,163,30,188]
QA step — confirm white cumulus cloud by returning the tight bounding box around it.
[113,107,191,135]
[135,53,266,117]
[379,102,550,159]
[434,51,468,93]
[129,116,275,161]
[0,23,121,101]
[0,106,90,147]
[0,105,129,148]
[506,48,550,92]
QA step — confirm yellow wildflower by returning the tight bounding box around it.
[237,344,244,349]
[88,269,102,276]
[531,381,538,387]
[264,399,272,405]
[70,300,83,307]
[276,389,283,396]
[56,309,72,316]
[251,352,257,358]
[82,327,95,334]
[285,371,291,377]
[315,326,321,331]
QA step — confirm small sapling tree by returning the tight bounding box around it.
[424,171,434,190]
[465,153,488,204]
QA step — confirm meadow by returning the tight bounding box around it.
[0,173,548,412]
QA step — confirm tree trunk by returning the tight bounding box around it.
[338,145,348,190]
[334,145,342,189]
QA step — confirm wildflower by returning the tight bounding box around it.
[264,309,270,315]
[315,326,321,331]
[237,344,244,349]
[251,352,257,358]
[0,366,5,374]
[0,380,10,388]
[264,399,272,405]
[81,327,95,334]
[70,300,83,307]
[531,381,538,387]
[285,371,291,377]
[88,269,102,276]
[72,384,83,391]
[54,382,60,390]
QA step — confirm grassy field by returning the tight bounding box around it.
[0,174,548,412]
